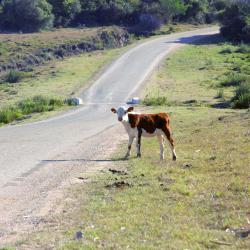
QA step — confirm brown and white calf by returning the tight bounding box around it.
[111,106,177,160]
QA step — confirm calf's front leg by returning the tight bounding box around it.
[136,127,142,158]
[125,136,134,159]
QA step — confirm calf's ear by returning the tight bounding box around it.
[127,107,134,112]
[111,108,117,113]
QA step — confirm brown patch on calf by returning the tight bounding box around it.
[128,113,171,134]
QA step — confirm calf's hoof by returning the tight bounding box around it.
[124,154,130,160]
[173,155,177,161]
[137,153,141,158]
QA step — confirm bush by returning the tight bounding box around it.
[220,47,233,54]
[236,44,250,53]
[216,89,225,99]
[18,95,64,114]
[143,95,169,106]
[4,70,31,83]
[221,73,247,87]
[132,14,162,35]
[0,95,67,124]
[0,0,54,32]
[220,3,250,43]
[0,106,22,124]
[232,82,250,108]
[48,0,81,27]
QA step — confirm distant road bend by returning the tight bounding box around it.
[0,27,218,187]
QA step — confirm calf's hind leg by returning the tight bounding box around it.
[157,135,165,160]
[162,127,177,161]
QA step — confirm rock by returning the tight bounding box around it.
[68,97,83,106]
[75,231,83,239]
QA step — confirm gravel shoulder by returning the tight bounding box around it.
[0,124,126,248]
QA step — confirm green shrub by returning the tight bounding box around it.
[236,44,250,53]
[143,95,169,106]
[18,95,64,114]
[0,106,22,124]
[0,0,54,32]
[5,70,24,83]
[216,88,224,99]
[0,95,66,124]
[220,47,233,54]
[232,82,250,109]
[221,73,247,87]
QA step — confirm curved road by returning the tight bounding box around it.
[0,27,218,187]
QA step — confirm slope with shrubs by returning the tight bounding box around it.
[0,26,129,74]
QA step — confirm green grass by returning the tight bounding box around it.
[0,95,66,124]
[3,70,32,83]
[143,94,170,106]
[232,82,250,109]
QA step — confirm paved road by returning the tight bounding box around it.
[0,27,218,187]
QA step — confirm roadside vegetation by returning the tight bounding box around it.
[0,47,127,125]
[8,38,249,249]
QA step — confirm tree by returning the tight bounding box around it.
[220,2,250,42]
[48,0,81,27]
[0,0,54,32]
[160,0,186,21]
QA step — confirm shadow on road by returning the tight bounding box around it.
[41,157,128,164]
[166,34,224,46]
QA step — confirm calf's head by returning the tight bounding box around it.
[111,106,134,122]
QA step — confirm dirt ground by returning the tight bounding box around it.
[0,124,127,248]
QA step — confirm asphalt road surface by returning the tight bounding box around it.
[0,27,218,187]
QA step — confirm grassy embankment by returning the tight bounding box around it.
[53,38,249,249]
[0,26,130,125]
[0,24,213,125]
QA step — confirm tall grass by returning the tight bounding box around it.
[220,73,247,87]
[231,82,250,109]
[0,107,22,124]
[4,70,32,83]
[18,96,64,114]
[143,95,169,106]
[0,95,65,124]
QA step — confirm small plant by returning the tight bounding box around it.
[0,96,67,125]
[231,82,250,109]
[221,73,247,87]
[220,47,233,54]
[5,70,23,83]
[236,44,250,54]
[4,70,31,83]
[0,106,22,124]
[18,95,64,114]
[143,95,169,106]
[216,89,224,99]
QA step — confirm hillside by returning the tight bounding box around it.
[0,26,129,74]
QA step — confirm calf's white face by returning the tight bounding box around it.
[111,106,133,122]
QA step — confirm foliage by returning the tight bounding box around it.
[232,82,250,108]
[143,95,169,106]
[220,1,250,43]
[4,70,31,83]
[48,0,81,27]
[0,95,65,124]
[220,73,247,87]
[0,0,54,32]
